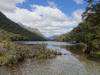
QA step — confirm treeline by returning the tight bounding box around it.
[0,12,46,41]
[0,12,56,65]
[56,0,100,55]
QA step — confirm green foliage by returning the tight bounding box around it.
[0,42,57,65]
[33,45,57,59]
[56,0,100,55]
[0,12,46,41]
[55,32,72,42]
[0,54,9,65]
[72,1,100,54]
[0,11,54,65]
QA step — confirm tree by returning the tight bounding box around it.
[72,0,100,54]
[57,0,100,55]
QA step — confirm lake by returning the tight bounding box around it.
[0,41,100,75]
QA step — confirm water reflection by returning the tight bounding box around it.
[0,41,100,75]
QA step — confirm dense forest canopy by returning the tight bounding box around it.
[56,0,100,55]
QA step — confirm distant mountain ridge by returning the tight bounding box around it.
[18,23,45,38]
[48,35,59,41]
[0,12,46,41]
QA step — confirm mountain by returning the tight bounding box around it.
[48,35,59,41]
[0,12,46,41]
[18,23,46,38]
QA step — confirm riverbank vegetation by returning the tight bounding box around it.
[0,40,58,65]
[0,11,57,66]
[56,0,100,58]
[0,29,57,65]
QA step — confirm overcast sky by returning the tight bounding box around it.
[0,0,87,37]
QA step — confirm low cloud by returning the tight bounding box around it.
[0,0,83,37]
[0,0,24,12]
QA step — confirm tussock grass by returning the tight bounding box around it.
[0,41,57,66]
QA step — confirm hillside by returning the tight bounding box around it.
[55,1,100,56]
[19,23,45,38]
[0,12,46,41]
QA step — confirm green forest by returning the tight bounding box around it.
[0,12,46,41]
[0,11,52,65]
[0,0,100,74]
[56,0,100,57]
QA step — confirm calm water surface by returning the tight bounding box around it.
[0,41,100,75]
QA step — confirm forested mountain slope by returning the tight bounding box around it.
[55,0,100,55]
[0,12,46,41]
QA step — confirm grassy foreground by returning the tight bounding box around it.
[0,41,57,66]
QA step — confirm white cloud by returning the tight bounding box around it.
[0,0,83,37]
[0,0,24,12]
[72,9,83,23]
[73,0,83,4]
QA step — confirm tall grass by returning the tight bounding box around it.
[0,41,57,65]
